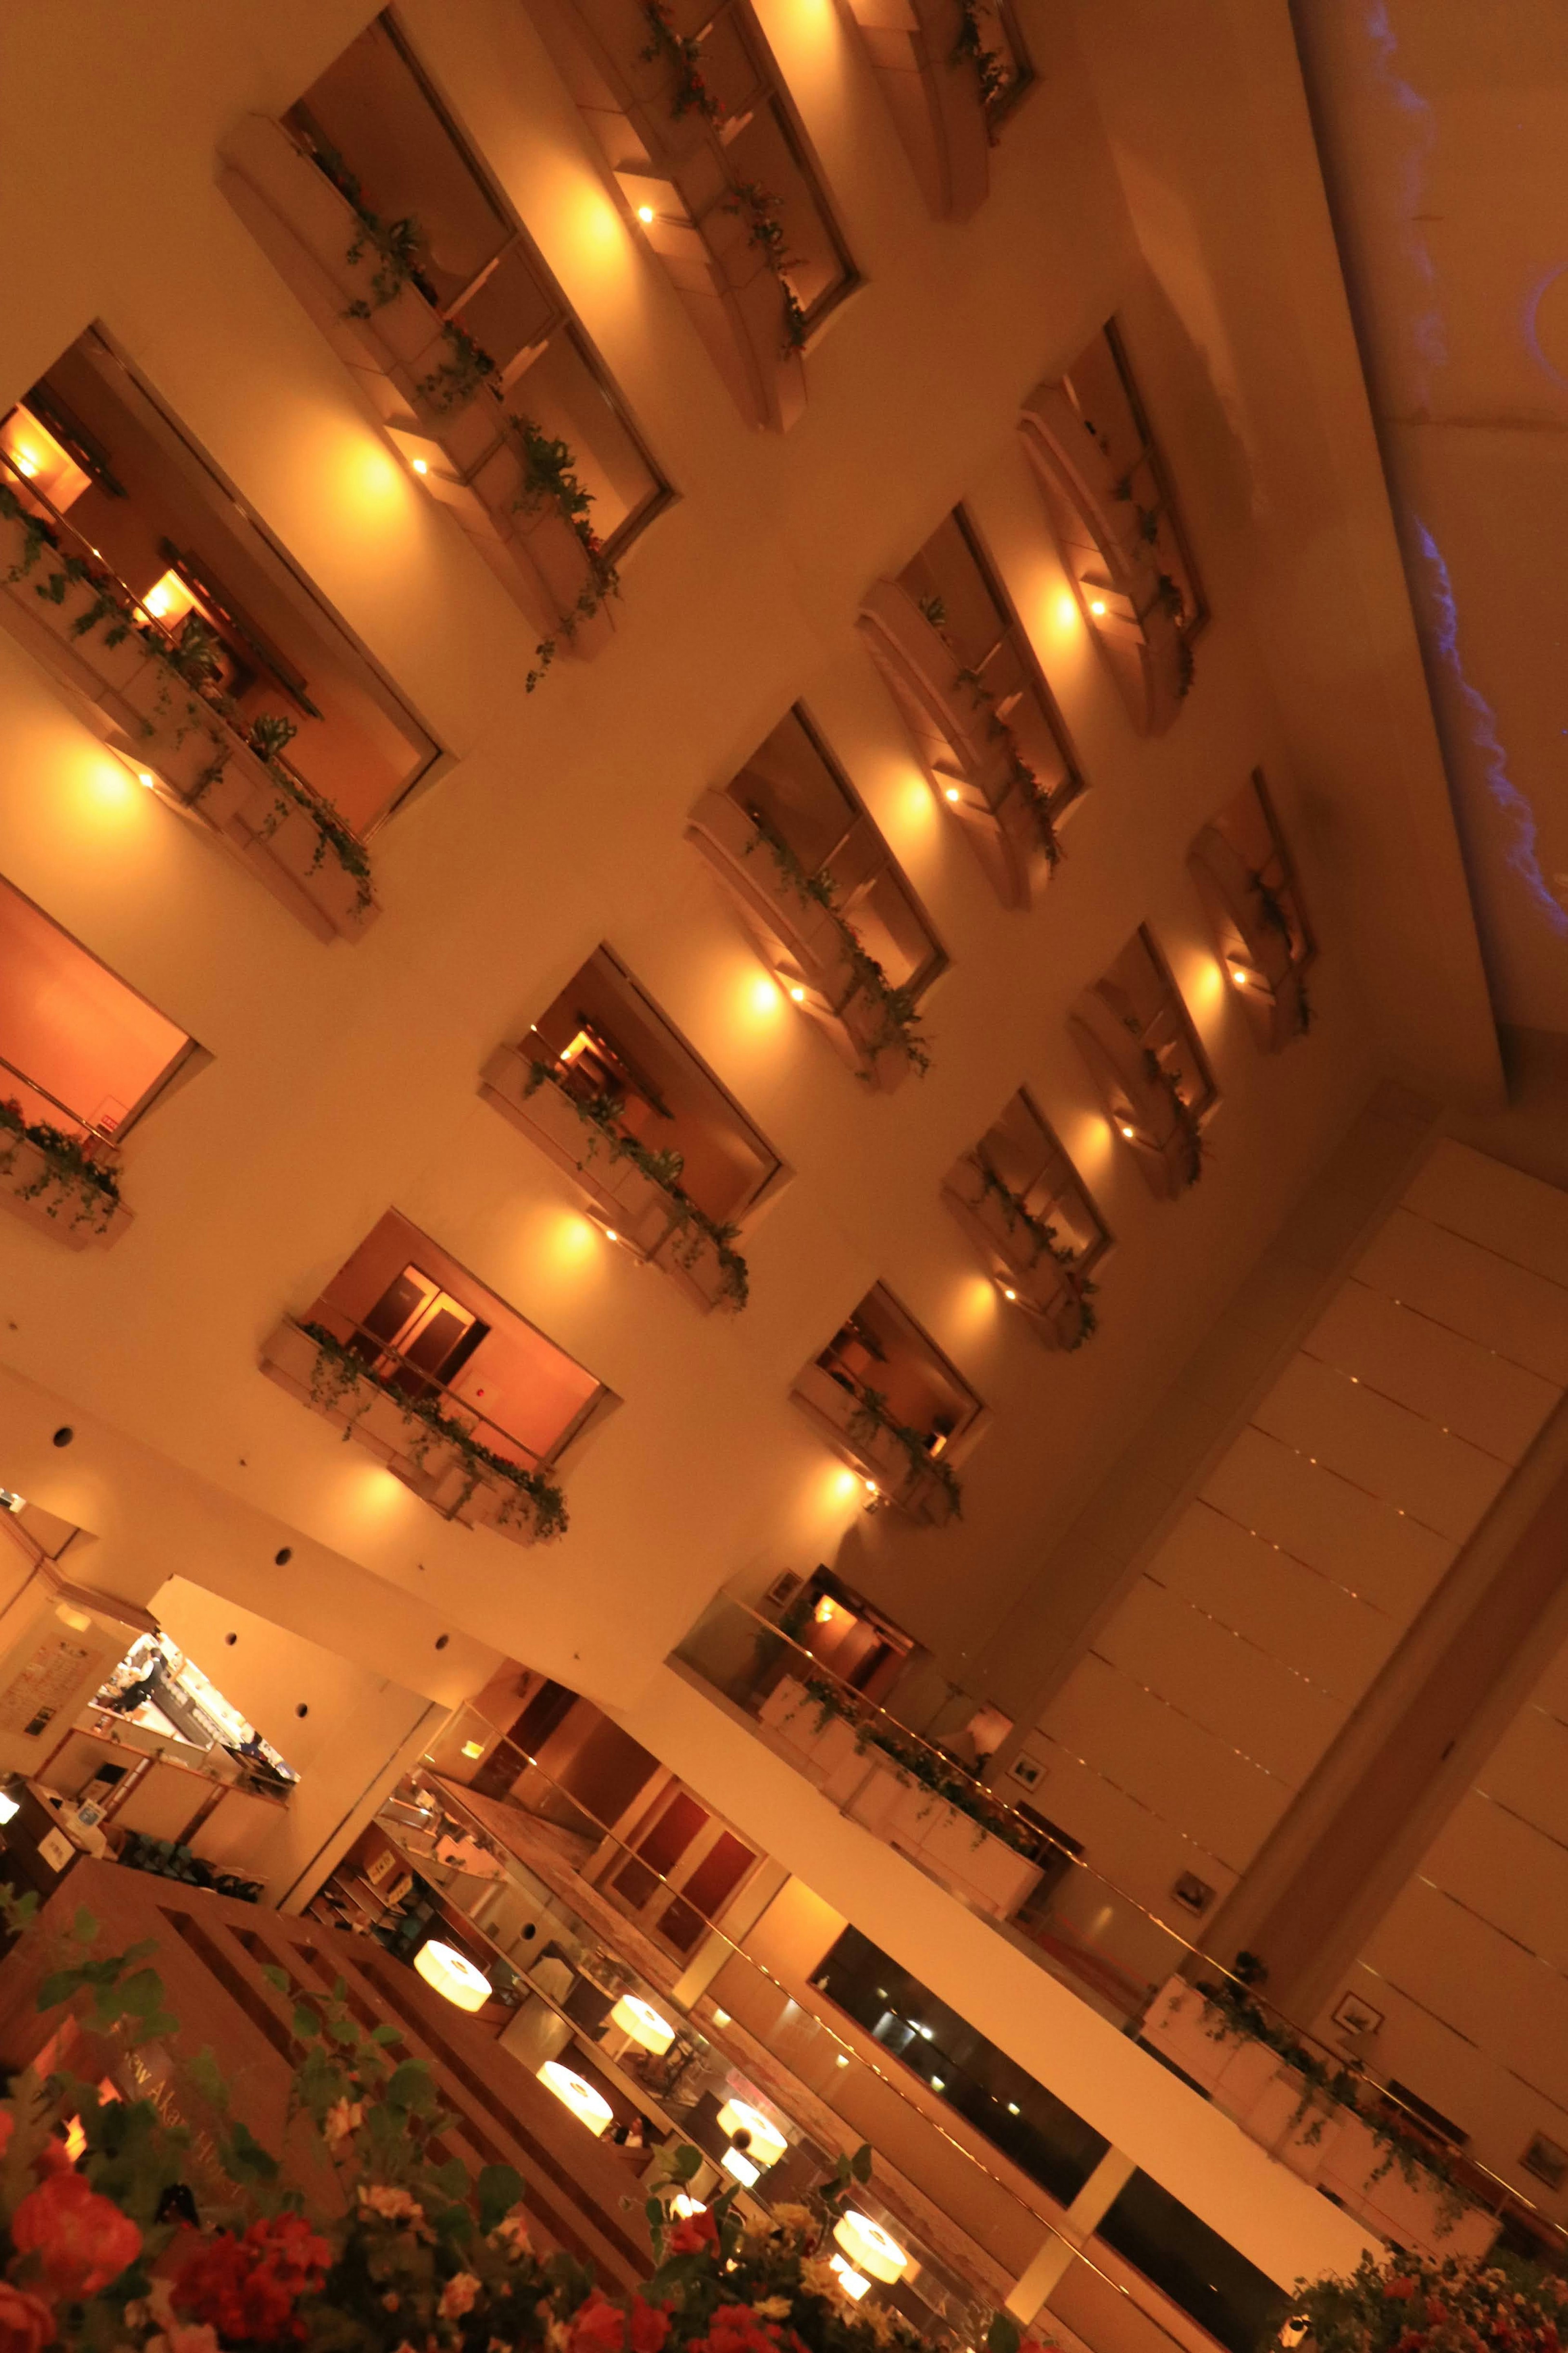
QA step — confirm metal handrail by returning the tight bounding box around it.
[680,1594,1568,2250]
[0,1050,118,1151]
[294,1308,549,1482]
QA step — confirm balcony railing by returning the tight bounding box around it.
[374,1702,1250,2353]
[258,1312,568,1543]
[0,1051,128,1249]
[0,455,378,943]
[674,1593,1568,2267]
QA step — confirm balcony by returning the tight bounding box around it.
[0,875,198,1250]
[482,946,784,1309]
[943,1091,1108,1350]
[523,0,856,431]
[1,335,438,940]
[840,0,1030,221]
[1188,774,1314,1052]
[860,511,1079,910]
[689,707,944,1090]
[1071,928,1216,1200]
[792,1286,981,1525]
[220,15,666,651]
[1018,325,1203,737]
[261,1212,615,1541]
[673,1591,1541,2270]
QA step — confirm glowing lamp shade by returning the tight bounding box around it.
[830,2256,871,2302]
[0,1791,18,1826]
[141,568,198,628]
[610,1994,675,2055]
[537,2062,615,2137]
[414,1940,490,2013]
[715,2097,787,2168]
[721,2147,760,2187]
[833,2213,908,2285]
[672,2196,706,2220]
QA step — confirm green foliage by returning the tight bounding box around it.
[791,1674,1056,1861]
[744,816,933,1078]
[950,0,1008,116]
[1277,2253,1568,2353]
[847,1386,963,1519]
[511,415,621,695]
[300,1321,570,1540]
[722,181,808,354]
[415,321,499,415]
[640,0,720,118]
[1130,1042,1205,1189]
[0,1098,121,1231]
[945,653,1062,871]
[524,1066,751,1308]
[971,1154,1097,1348]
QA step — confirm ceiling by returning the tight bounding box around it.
[1294,2,1568,1037]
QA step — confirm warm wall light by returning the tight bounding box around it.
[814,1595,840,1625]
[411,457,430,475]
[1088,597,1108,617]
[415,1940,490,2012]
[712,2008,731,2027]
[1055,594,1079,629]
[672,2196,706,2220]
[942,785,961,804]
[538,2062,614,2135]
[610,1994,675,2054]
[604,1227,620,1244]
[141,569,198,628]
[636,204,656,223]
[1000,1285,1018,1303]
[721,2148,760,2186]
[830,2258,871,2302]
[1118,1121,1136,1140]
[0,1793,19,1827]
[716,2098,787,2168]
[788,984,806,1004]
[461,1739,486,1760]
[863,1480,878,1499]
[833,2212,909,2284]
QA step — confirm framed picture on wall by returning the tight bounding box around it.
[1007,1753,1045,1791]
[1331,1990,1385,2039]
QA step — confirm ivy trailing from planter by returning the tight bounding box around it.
[640,0,722,118]
[972,1152,1097,1347]
[1194,1972,1471,2227]
[845,1382,963,1517]
[511,417,621,695]
[298,1320,569,1540]
[1138,1045,1205,1188]
[523,1064,749,1309]
[743,813,932,1077]
[0,486,373,912]
[0,1099,122,1234]
[722,181,809,357]
[791,1673,1051,1860]
[913,598,1061,868]
[951,0,1009,120]
[1250,870,1312,1035]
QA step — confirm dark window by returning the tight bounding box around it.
[1094,2171,1288,2353]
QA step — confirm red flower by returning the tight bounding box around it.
[0,2286,54,2353]
[172,2215,330,2344]
[631,2299,671,2353]
[669,2210,719,2257]
[699,2303,792,2353]
[10,2173,141,2298]
[570,2293,630,2353]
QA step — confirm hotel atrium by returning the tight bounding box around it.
[2,3,1568,2349]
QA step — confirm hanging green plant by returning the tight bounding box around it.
[1139,1046,1205,1187]
[639,0,722,117]
[299,1321,569,1539]
[0,1100,121,1234]
[949,662,1062,868]
[950,0,1008,117]
[510,418,621,696]
[523,1065,749,1309]
[743,815,932,1076]
[721,181,808,355]
[846,1382,963,1517]
[972,1154,1098,1347]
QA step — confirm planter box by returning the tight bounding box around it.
[916,1799,1043,1918]
[220,115,616,646]
[1018,382,1189,736]
[0,1130,129,1251]
[258,1319,557,1546]
[1188,823,1312,1053]
[481,1046,743,1313]
[842,0,990,220]
[1071,996,1203,1200]
[941,1156,1093,1348]
[1138,1976,1236,2092]
[757,1675,868,1788]
[790,1358,959,1526]
[857,578,1049,908]
[686,791,916,1091]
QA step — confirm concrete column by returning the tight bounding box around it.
[1005,2148,1137,2324]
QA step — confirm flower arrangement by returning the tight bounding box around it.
[511,418,621,696]
[300,1321,570,1541]
[0,1100,122,1236]
[742,818,931,1079]
[0,484,372,912]
[0,1889,1026,2353]
[521,1065,750,1310]
[1276,2253,1568,2353]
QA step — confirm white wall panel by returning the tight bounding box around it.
[1150,1500,1400,1691]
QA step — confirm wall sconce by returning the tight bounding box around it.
[141,569,199,629]
[609,1995,675,2055]
[832,2212,909,2284]
[537,2061,615,2136]
[414,1940,490,2013]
